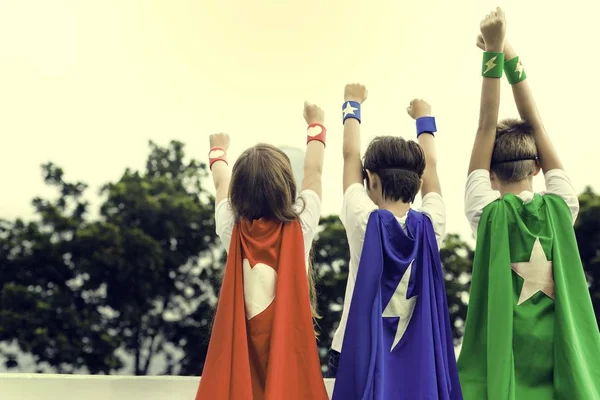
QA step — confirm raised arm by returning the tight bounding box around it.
[505,42,562,172]
[208,133,231,204]
[301,102,326,199]
[342,83,368,193]
[476,35,563,172]
[468,8,507,174]
[407,99,441,197]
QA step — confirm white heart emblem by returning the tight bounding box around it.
[209,149,225,158]
[243,259,277,320]
[307,125,323,137]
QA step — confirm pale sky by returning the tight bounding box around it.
[1,0,597,244]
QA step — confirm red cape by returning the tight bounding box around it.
[196,218,328,400]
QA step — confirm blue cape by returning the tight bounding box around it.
[332,209,462,400]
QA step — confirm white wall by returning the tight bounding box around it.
[0,374,336,400]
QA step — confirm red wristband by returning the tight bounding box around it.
[208,147,228,170]
[307,123,327,146]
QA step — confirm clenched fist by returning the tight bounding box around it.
[303,101,325,125]
[475,34,485,51]
[344,83,368,103]
[476,33,517,60]
[480,7,506,51]
[209,133,230,151]
[406,99,432,120]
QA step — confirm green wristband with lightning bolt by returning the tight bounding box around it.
[504,56,527,84]
[482,52,504,78]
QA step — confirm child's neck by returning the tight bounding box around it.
[377,199,411,219]
[497,179,534,196]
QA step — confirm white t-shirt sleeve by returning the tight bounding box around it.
[296,190,322,260]
[542,169,579,224]
[464,169,501,237]
[340,183,378,243]
[215,199,235,252]
[419,193,447,248]
[340,184,378,279]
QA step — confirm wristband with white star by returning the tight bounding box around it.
[482,52,504,78]
[504,56,527,85]
[208,147,228,170]
[416,116,437,137]
[307,123,327,146]
[342,101,361,124]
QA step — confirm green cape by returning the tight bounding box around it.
[458,194,600,399]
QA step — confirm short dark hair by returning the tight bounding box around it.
[363,136,425,203]
[491,119,538,182]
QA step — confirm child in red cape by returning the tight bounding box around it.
[195,102,329,400]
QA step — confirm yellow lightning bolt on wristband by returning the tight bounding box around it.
[504,56,527,84]
[482,52,504,78]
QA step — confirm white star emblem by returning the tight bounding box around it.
[342,101,358,118]
[382,260,417,351]
[243,259,277,320]
[511,238,554,305]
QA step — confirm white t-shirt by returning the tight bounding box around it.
[331,183,447,352]
[215,190,322,272]
[464,169,579,237]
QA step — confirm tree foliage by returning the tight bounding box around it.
[574,186,600,325]
[312,216,350,366]
[0,141,220,375]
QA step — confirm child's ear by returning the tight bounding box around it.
[365,169,375,189]
[533,160,541,176]
[489,170,497,181]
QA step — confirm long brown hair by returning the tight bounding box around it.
[229,144,320,322]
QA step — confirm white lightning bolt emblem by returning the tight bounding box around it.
[484,55,498,74]
[515,60,524,78]
[382,260,417,351]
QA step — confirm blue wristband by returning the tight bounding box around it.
[342,101,361,124]
[416,116,437,137]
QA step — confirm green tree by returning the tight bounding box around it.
[312,216,349,366]
[439,234,473,343]
[0,141,220,375]
[574,186,600,326]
